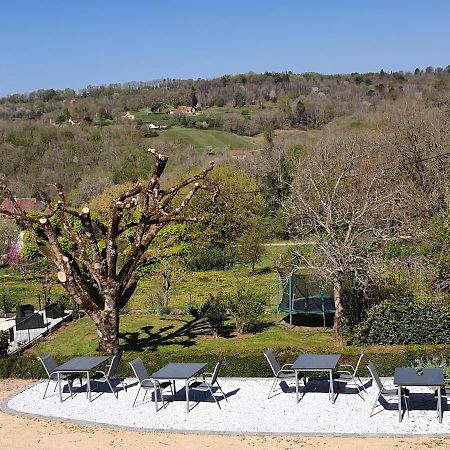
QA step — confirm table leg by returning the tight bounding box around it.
[438,386,442,424]
[154,379,158,412]
[185,379,189,413]
[58,372,62,402]
[173,380,176,398]
[295,369,299,403]
[398,385,402,422]
[87,371,91,402]
[330,370,335,404]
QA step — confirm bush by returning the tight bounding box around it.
[185,246,233,271]
[354,296,450,345]
[0,294,16,317]
[226,286,266,333]
[0,331,9,357]
[199,293,228,337]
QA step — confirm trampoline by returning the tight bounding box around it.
[276,273,335,327]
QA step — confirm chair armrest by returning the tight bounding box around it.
[335,370,352,376]
[276,368,294,376]
[338,364,355,372]
[281,363,293,370]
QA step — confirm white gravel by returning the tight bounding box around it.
[4,377,450,435]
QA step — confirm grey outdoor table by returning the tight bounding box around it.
[394,367,444,423]
[151,362,207,412]
[55,356,110,402]
[292,354,341,404]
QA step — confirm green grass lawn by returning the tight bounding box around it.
[32,312,334,357]
[149,127,257,150]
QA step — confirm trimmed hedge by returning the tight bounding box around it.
[2,344,450,379]
[354,297,450,345]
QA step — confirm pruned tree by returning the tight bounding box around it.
[285,133,397,346]
[0,148,215,354]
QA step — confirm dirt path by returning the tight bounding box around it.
[1,379,449,450]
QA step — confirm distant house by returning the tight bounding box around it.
[169,106,196,115]
[0,198,44,218]
[123,111,135,120]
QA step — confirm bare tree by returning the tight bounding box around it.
[0,148,215,354]
[285,133,396,346]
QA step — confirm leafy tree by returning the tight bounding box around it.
[0,149,215,354]
[185,165,267,253]
[55,108,70,125]
[237,219,267,273]
[233,91,246,108]
[190,88,198,107]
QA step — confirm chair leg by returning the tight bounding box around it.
[216,382,228,402]
[370,389,382,417]
[208,385,220,409]
[357,376,368,394]
[106,379,116,398]
[268,377,278,399]
[132,385,141,407]
[43,379,52,399]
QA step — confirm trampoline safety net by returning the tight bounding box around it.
[277,273,335,315]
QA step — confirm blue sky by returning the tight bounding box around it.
[0,0,448,96]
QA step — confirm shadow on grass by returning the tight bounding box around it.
[281,313,334,328]
[119,317,210,352]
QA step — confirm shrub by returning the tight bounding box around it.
[354,297,450,345]
[0,331,9,357]
[226,286,266,334]
[199,293,228,337]
[185,246,233,271]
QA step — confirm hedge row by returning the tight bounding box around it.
[355,298,450,345]
[2,345,450,379]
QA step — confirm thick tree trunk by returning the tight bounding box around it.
[92,306,120,355]
[333,281,344,347]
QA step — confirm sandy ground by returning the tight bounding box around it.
[1,379,450,450]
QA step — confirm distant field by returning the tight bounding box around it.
[149,127,257,150]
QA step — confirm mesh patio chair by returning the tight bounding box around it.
[334,352,367,399]
[38,353,81,400]
[367,361,409,417]
[264,349,305,399]
[188,357,227,409]
[91,350,126,398]
[129,358,173,409]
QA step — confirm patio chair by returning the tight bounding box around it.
[334,352,367,399]
[91,350,126,398]
[129,358,173,409]
[188,357,227,409]
[367,361,409,417]
[264,349,305,399]
[38,353,81,400]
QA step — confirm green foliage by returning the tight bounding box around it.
[55,107,70,125]
[186,165,268,252]
[20,231,41,259]
[0,294,16,316]
[198,293,228,337]
[225,286,266,333]
[354,296,450,345]
[237,219,267,273]
[0,331,9,357]
[185,246,233,271]
[233,91,246,107]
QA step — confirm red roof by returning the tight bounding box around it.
[0,198,43,214]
